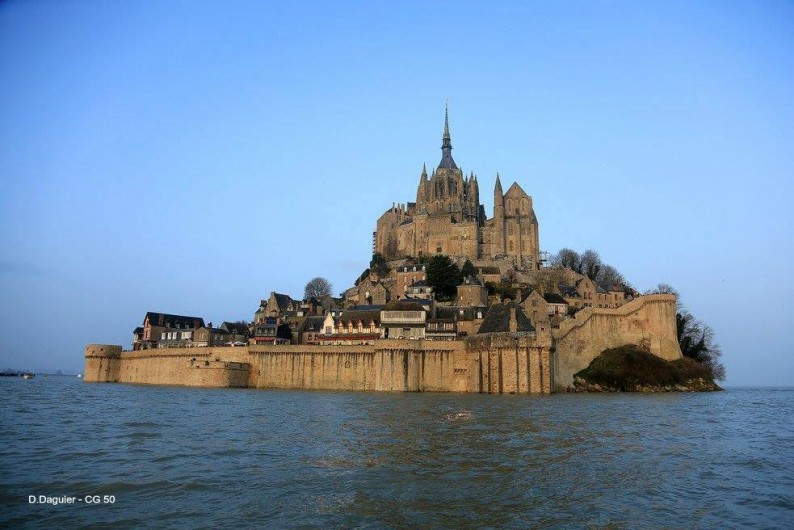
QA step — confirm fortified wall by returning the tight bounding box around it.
[85,295,678,394]
[551,294,681,390]
[85,333,553,394]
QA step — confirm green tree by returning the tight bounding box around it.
[370,253,389,278]
[461,259,476,279]
[425,255,462,300]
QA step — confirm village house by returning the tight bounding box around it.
[425,317,457,340]
[518,289,548,326]
[393,264,427,293]
[250,317,292,345]
[136,312,205,350]
[404,280,433,300]
[478,302,535,334]
[544,292,568,317]
[457,280,489,307]
[353,277,391,306]
[322,309,382,345]
[381,301,427,340]
[299,314,334,345]
[192,324,229,347]
[220,321,250,346]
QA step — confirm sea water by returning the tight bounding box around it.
[1,376,792,528]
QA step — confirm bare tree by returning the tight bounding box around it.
[580,249,602,280]
[552,248,580,270]
[596,264,625,287]
[304,277,333,300]
[646,283,679,296]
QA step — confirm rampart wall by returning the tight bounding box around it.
[85,295,678,394]
[551,294,681,390]
[84,335,552,394]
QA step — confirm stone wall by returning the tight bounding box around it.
[84,344,122,383]
[85,296,678,394]
[84,346,251,388]
[84,336,552,394]
[551,294,682,390]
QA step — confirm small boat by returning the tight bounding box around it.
[22,372,34,379]
[77,374,83,379]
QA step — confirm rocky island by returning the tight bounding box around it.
[84,109,723,393]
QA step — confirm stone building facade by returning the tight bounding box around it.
[374,108,541,269]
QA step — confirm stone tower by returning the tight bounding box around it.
[493,173,505,256]
[414,105,480,222]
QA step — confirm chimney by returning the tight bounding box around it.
[509,306,518,332]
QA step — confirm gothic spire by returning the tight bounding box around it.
[494,172,503,195]
[438,102,458,170]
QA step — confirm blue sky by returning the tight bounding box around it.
[1,1,791,385]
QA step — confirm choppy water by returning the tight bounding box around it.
[1,377,792,529]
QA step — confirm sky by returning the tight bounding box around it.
[0,1,792,385]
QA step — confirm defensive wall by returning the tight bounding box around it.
[85,334,553,394]
[551,294,682,390]
[85,295,679,394]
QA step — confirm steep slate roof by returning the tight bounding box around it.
[409,280,428,287]
[272,293,295,309]
[221,322,249,335]
[401,297,432,308]
[435,306,486,320]
[383,300,426,312]
[339,310,381,325]
[144,312,205,329]
[319,294,343,307]
[543,293,568,304]
[477,303,535,334]
[348,304,385,311]
[301,316,327,333]
[558,285,580,298]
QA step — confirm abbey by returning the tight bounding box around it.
[374,108,541,269]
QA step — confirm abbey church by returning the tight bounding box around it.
[374,108,541,269]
